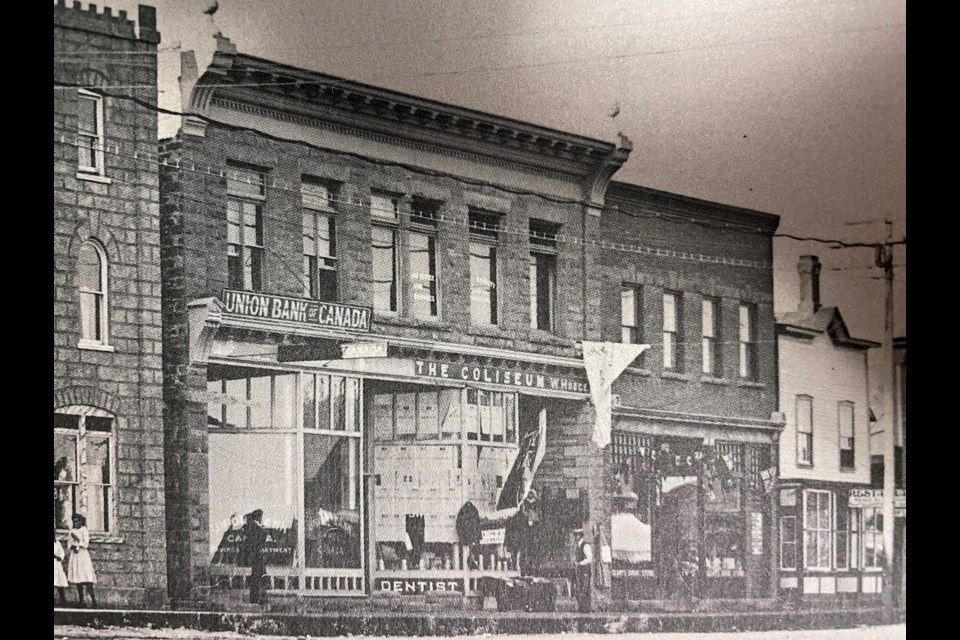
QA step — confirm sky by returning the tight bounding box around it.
[63,0,906,343]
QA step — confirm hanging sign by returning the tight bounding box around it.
[221,290,372,332]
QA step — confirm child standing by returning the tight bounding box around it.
[54,531,68,606]
[67,514,98,608]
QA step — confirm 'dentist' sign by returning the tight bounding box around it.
[414,359,588,393]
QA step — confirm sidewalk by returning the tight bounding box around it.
[53,605,906,637]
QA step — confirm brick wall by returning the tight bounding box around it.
[600,189,779,422]
[54,2,166,607]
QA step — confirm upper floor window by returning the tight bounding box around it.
[227,165,265,291]
[54,411,114,533]
[469,211,501,326]
[701,297,721,376]
[371,191,401,313]
[662,291,683,371]
[77,90,104,174]
[620,285,645,368]
[796,395,813,466]
[529,220,558,331]
[302,178,338,301]
[738,303,758,379]
[838,401,855,470]
[78,240,108,346]
[409,198,440,319]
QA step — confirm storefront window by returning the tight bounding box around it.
[780,515,797,569]
[861,507,884,569]
[54,411,114,533]
[803,489,832,570]
[207,367,364,592]
[372,385,520,575]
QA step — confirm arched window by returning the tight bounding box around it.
[78,240,108,346]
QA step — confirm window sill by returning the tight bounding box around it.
[737,380,765,389]
[76,172,112,184]
[468,324,509,339]
[701,376,729,386]
[375,315,451,331]
[661,370,690,381]
[78,341,115,353]
[839,467,857,473]
[624,367,652,377]
[796,462,814,469]
[528,329,573,347]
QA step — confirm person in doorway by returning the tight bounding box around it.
[573,528,593,613]
[243,510,267,605]
[54,531,69,606]
[67,514,97,608]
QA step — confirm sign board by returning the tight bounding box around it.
[414,359,588,393]
[221,290,372,333]
[849,488,906,509]
[341,341,389,359]
[480,528,505,545]
[376,578,464,594]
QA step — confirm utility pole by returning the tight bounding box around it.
[875,219,898,622]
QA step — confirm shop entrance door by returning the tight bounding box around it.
[654,476,699,599]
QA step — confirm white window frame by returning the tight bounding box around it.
[802,489,833,571]
[738,303,757,379]
[77,89,105,176]
[662,291,682,371]
[78,239,111,350]
[796,395,813,466]
[701,297,720,376]
[838,401,856,471]
[469,211,501,327]
[226,165,266,292]
[54,408,116,534]
[302,180,338,301]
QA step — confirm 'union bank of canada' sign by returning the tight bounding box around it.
[415,359,589,393]
[221,290,372,333]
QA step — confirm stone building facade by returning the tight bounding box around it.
[53,1,166,607]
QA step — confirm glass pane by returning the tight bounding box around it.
[78,137,96,168]
[78,96,98,134]
[663,332,674,369]
[396,393,417,436]
[739,305,751,341]
[836,531,848,568]
[663,294,676,331]
[621,288,635,326]
[840,403,854,437]
[817,531,830,567]
[208,379,224,428]
[370,194,398,219]
[702,300,715,337]
[225,378,247,429]
[84,434,111,485]
[317,268,337,302]
[209,432,298,568]
[804,531,816,568]
[78,243,102,291]
[346,378,361,432]
[702,338,713,374]
[374,394,394,440]
[249,376,272,429]
[80,292,99,341]
[439,389,461,438]
[301,374,316,431]
[316,375,331,430]
[87,486,109,532]
[272,375,297,430]
[302,212,316,256]
[226,168,264,198]
[302,182,330,210]
[227,200,242,224]
[319,215,335,258]
[410,233,437,318]
[470,243,496,325]
[805,492,817,528]
[54,433,78,529]
[817,493,830,530]
[331,376,346,431]
[417,390,439,439]
[504,393,516,443]
[304,435,361,568]
[372,226,397,312]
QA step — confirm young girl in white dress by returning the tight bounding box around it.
[54,530,68,606]
[67,514,98,608]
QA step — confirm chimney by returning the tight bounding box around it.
[797,255,822,313]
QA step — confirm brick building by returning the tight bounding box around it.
[53,1,166,607]
[599,182,784,602]
[776,256,881,603]
[159,34,784,610]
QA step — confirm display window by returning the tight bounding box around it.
[207,366,364,594]
[371,383,523,580]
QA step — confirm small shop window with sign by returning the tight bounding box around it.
[372,384,520,578]
[207,366,364,594]
[704,442,744,578]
